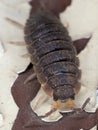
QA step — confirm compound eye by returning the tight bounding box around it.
[70,94,75,100]
[53,93,58,101]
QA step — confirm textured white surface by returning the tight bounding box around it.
[91,126,97,130]
[60,0,98,112]
[60,0,98,40]
[0,114,3,127]
[0,0,30,7]
[60,1,98,129]
[75,32,98,112]
[0,1,30,130]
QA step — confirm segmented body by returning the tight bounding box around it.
[24,12,81,101]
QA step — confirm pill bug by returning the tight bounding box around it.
[24,11,81,102]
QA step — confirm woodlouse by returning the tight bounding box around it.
[24,11,81,103]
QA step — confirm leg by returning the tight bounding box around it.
[33,95,47,110]
[21,53,31,58]
[24,73,36,84]
[5,17,24,29]
[8,41,26,46]
[41,99,75,118]
[40,100,62,118]
[31,88,49,111]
